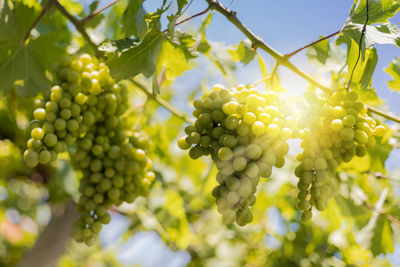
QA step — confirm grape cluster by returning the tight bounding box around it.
[294,89,385,221]
[23,54,154,245]
[178,84,292,226]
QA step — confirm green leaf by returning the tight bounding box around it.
[0,45,49,96]
[177,0,188,13]
[334,195,370,228]
[157,37,191,84]
[350,0,400,24]
[0,0,50,96]
[307,40,347,73]
[106,24,163,80]
[345,38,378,89]
[227,40,256,65]
[368,136,393,172]
[306,36,329,65]
[122,0,146,38]
[197,12,213,54]
[343,23,400,49]
[385,56,400,92]
[371,216,394,256]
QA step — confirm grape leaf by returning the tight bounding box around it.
[177,0,188,13]
[122,0,146,38]
[343,23,400,49]
[0,0,50,96]
[106,25,162,80]
[350,0,400,24]
[157,38,191,84]
[385,56,400,92]
[227,40,256,65]
[345,39,378,89]
[368,136,393,172]
[334,195,370,228]
[371,216,394,256]
[0,45,49,96]
[306,36,329,65]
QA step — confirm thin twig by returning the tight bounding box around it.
[131,79,193,124]
[248,76,271,88]
[205,0,400,124]
[285,30,341,59]
[81,0,120,25]
[362,201,400,226]
[23,0,53,42]
[163,6,211,33]
[269,62,279,90]
[347,0,369,90]
[53,0,102,57]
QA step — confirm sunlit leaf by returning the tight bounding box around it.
[385,56,400,92]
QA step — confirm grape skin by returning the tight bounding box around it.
[24,54,155,246]
[294,89,381,221]
[178,84,291,226]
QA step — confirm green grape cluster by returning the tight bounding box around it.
[178,84,292,226]
[294,89,385,221]
[23,54,154,245]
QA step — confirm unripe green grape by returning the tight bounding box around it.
[301,209,312,221]
[31,128,44,140]
[33,108,46,121]
[24,149,39,167]
[340,127,354,141]
[218,147,233,161]
[374,125,385,137]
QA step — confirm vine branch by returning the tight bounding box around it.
[81,0,120,25]
[284,30,341,59]
[205,0,400,124]
[53,0,102,57]
[163,6,211,33]
[23,0,53,42]
[131,79,194,124]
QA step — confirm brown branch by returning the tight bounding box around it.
[362,201,400,226]
[131,79,193,124]
[52,0,102,57]
[205,0,400,124]
[16,201,78,267]
[284,30,341,59]
[23,0,53,42]
[81,0,120,25]
[163,6,211,33]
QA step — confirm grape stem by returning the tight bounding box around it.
[131,79,194,124]
[23,0,53,43]
[52,0,102,57]
[205,0,400,124]
[81,0,121,25]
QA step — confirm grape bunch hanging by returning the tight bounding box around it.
[178,84,293,225]
[294,89,385,221]
[23,54,155,245]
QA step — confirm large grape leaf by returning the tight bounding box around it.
[350,0,400,24]
[0,0,50,96]
[371,216,395,256]
[385,56,400,92]
[122,0,146,38]
[227,40,256,65]
[157,38,191,84]
[0,44,49,97]
[345,38,378,89]
[105,24,163,80]
[342,22,400,49]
